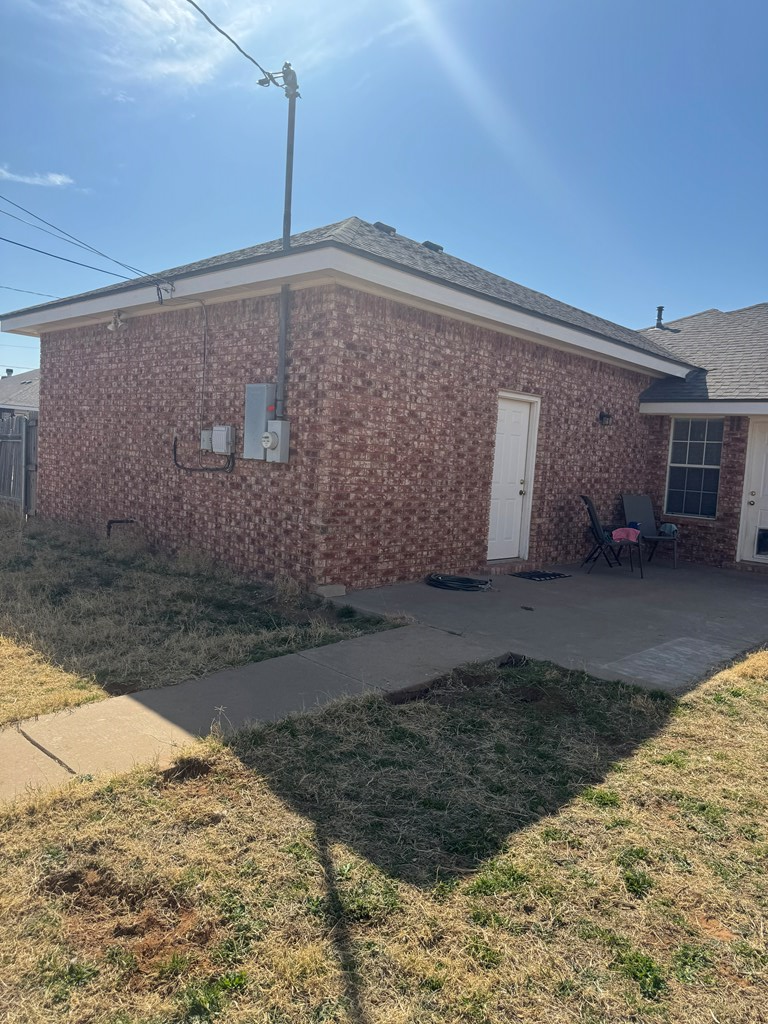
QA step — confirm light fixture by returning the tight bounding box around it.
[598,411,613,427]
[107,310,127,332]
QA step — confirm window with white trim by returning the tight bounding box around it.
[665,418,723,518]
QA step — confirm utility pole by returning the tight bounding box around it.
[258,62,300,251]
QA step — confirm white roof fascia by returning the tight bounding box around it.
[0,248,689,378]
[640,401,768,415]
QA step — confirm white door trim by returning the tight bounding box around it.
[488,391,540,560]
[737,416,768,562]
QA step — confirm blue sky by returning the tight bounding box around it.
[1,0,766,372]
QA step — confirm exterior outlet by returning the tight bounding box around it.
[211,424,235,455]
[199,428,213,452]
[265,419,290,463]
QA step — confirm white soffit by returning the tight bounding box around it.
[0,247,689,378]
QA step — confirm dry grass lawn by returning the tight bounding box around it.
[1,651,766,1023]
[0,636,103,725]
[0,513,384,725]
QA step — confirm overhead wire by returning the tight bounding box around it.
[0,191,167,283]
[0,285,61,299]
[0,236,132,279]
[182,0,278,83]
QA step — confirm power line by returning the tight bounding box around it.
[183,0,277,83]
[0,285,61,299]
[0,236,132,279]
[0,192,161,283]
[0,343,41,351]
[0,207,125,263]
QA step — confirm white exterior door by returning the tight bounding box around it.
[487,396,533,560]
[739,419,768,563]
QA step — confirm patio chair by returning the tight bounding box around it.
[580,495,643,577]
[622,494,678,568]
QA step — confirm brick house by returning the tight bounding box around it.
[1,218,766,589]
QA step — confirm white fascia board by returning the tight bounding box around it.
[640,401,768,415]
[0,246,688,377]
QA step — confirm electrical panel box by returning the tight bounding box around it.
[199,428,213,452]
[211,424,235,455]
[263,419,290,464]
[243,383,277,460]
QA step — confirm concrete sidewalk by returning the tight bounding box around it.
[2,624,506,804]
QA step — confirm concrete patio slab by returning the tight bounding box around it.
[338,563,767,691]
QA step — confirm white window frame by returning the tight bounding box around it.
[664,417,724,519]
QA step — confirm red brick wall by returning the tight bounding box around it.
[39,288,338,583]
[38,282,745,590]
[315,287,665,587]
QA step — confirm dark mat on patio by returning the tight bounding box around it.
[510,570,572,581]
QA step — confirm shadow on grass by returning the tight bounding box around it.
[228,661,675,888]
[224,661,675,1020]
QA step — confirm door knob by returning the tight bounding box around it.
[748,500,756,506]
[519,489,527,496]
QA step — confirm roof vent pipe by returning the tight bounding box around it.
[655,305,664,329]
[4,369,13,377]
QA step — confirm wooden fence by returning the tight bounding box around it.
[0,414,37,515]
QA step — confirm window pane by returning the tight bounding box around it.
[684,491,702,515]
[689,420,707,441]
[706,419,724,441]
[671,441,688,463]
[686,467,703,491]
[687,442,705,465]
[667,490,685,514]
[700,492,718,517]
[672,419,690,441]
[703,468,720,493]
[668,467,686,489]
[704,442,722,466]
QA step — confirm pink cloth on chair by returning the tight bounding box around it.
[612,527,641,543]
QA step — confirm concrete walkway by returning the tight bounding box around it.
[1,624,507,804]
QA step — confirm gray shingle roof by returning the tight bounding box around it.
[0,368,39,410]
[1,217,686,364]
[640,304,768,402]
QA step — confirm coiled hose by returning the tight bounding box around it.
[425,573,492,591]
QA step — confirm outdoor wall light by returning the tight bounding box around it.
[598,411,613,426]
[107,310,127,332]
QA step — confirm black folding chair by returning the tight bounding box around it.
[580,495,643,577]
[622,494,678,568]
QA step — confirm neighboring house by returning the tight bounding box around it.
[0,218,764,588]
[639,304,768,566]
[0,368,39,416]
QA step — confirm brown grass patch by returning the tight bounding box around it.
[0,635,103,727]
[0,652,766,1023]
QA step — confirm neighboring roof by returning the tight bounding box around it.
[640,303,768,403]
[1,217,687,366]
[0,368,39,410]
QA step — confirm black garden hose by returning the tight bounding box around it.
[425,573,492,592]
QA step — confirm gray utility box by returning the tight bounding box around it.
[243,383,276,460]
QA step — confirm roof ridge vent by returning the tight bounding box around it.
[422,240,444,253]
[372,221,396,235]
